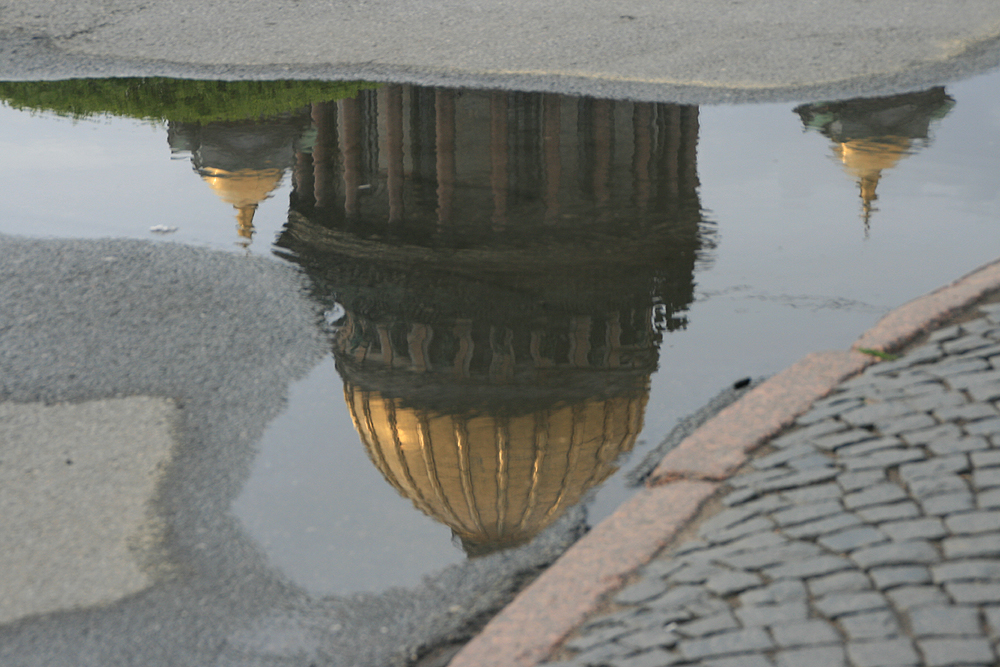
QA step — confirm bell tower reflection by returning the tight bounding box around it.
[168,116,310,246]
[277,85,708,556]
[795,87,954,235]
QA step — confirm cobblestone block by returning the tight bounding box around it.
[856,502,921,523]
[700,516,774,546]
[899,454,970,481]
[701,654,776,667]
[901,422,962,446]
[798,399,867,425]
[570,641,632,665]
[851,541,940,569]
[887,585,950,610]
[640,559,687,581]
[739,580,807,606]
[818,526,888,552]
[721,487,761,506]
[770,620,841,648]
[944,582,1000,604]
[616,627,681,649]
[642,585,703,612]
[808,571,872,597]
[614,578,672,605]
[920,492,975,515]
[696,498,784,536]
[948,369,1000,390]
[812,430,881,451]
[879,518,947,542]
[870,566,931,589]
[929,324,963,343]
[753,467,841,493]
[772,500,843,527]
[926,357,991,376]
[846,637,919,667]
[813,591,888,617]
[784,512,863,539]
[788,453,836,470]
[729,468,798,490]
[973,468,1000,489]
[838,470,886,492]
[932,559,1000,582]
[907,605,981,637]
[669,564,730,585]
[917,638,995,666]
[877,413,938,436]
[932,403,997,423]
[943,334,996,355]
[782,482,844,504]
[844,484,909,510]
[673,612,737,639]
[763,555,853,580]
[704,571,764,597]
[771,421,849,449]
[945,510,1000,534]
[837,437,907,458]
[774,645,846,667]
[735,601,808,626]
[970,450,1000,468]
[977,488,1000,509]
[966,383,1000,403]
[565,625,637,652]
[684,596,731,618]
[838,609,900,640]
[677,627,774,660]
[964,416,1000,435]
[842,448,927,471]
[908,474,969,498]
[839,402,916,428]
[609,649,684,667]
[721,542,823,570]
[682,532,787,566]
[752,444,821,470]
[943,533,1000,559]
[927,435,990,455]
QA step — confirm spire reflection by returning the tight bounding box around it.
[795,87,955,235]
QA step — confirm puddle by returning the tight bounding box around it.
[2,72,999,663]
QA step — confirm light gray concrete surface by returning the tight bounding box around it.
[0,234,589,666]
[1,0,1000,103]
[0,397,178,625]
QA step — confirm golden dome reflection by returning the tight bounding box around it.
[275,85,709,556]
[795,87,955,234]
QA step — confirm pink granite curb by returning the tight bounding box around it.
[648,350,874,484]
[448,480,718,667]
[447,254,1000,667]
[854,256,1000,353]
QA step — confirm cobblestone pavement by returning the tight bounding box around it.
[542,300,1000,667]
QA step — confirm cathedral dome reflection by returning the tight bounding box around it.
[795,87,954,232]
[275,85,709,555]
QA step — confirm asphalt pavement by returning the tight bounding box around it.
[0,0,999,103]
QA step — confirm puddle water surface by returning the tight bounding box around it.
[1,73,999,662]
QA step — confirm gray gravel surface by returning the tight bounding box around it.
[546,299,1000,667]
[0,234,586,666]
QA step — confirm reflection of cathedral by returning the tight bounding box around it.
[168,116,311,246]
[795,87,954,233]
[274,85,708,556]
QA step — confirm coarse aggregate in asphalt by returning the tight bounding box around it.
[542,298,1000,667]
